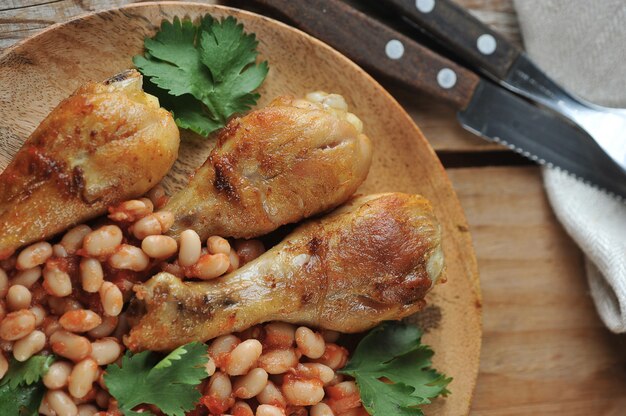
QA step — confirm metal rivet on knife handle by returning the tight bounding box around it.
[415,0,435,13]
[253,0,481,110]
[382,0,521,80]
[477,34,497,55]
[385,39,405,60]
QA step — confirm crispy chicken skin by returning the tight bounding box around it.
[164,93,372,240]
[0,70,180,259]
[126,193,444,351]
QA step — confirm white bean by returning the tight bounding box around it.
[6,284,32,311]
[189,253,230,280]
[61,225,92,254]
[46,389,78,416]
[108,244,149,271]
[16,242,52,270]
[39,397,55,416]
[83,225,123,257]
[108,199,153,222]
[256,380,287,408]
[141,235,178,259]
[12,266,42,288]
[68,358,98,399]
[295,326,325,359]
[310,403,335,416]
[264,322,296,348]
[77,403,99,416]
[50,330,92,362]
[52,243,68,258]
[13,330,45,361]
[60,309,102,333]
[207,370,233,400]
[80,258,104,293]
[232,401,254,416]
[87,316,118,338]
[282,376,325,406]
[207,236,231,255]
[43,263,72,297]
[0,309,36,340]
[300,363,335,384]
[179,229,201,266]
[99,282,123,317]
[132,214,162,240]
[227,249,240,272]
[205,356,216,377]
[29,305,46,326]
[256,404,286,416]
[258,348,298,374]
[43,361,73,389]
[233,367,268,398]
[0,268,7,298]
[154,211,174,232]
[208,334,240,359]
[226,339,263,375]
[90,338,122,365]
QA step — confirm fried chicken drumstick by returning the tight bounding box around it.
[126,192,444,351]
[0,70,179,259]
[163,93,372,240]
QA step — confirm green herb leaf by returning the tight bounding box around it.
[0,354,55,416]
[104,341,209,416]
[340,322,451,416]
[134,14,269,136]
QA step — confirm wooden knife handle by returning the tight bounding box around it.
[253,0,480,110]
[383,0,521,80]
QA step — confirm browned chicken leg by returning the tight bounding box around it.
[126,193,444,351]
[163,93,372,240]
[0,70,180,259]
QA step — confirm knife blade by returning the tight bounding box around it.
[252,0,626,199]
[381,0,626,173]
[459,81,626,198]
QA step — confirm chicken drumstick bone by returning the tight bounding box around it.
[127,192,444,351]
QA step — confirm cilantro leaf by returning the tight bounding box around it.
[0,382,46,416]
[0,354,55,416]
[104,341,209,416]
[134,14,269,136]
[340,322,451,416]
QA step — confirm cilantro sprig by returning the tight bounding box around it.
[104,341,209,416]
[0,354,55,416]
[134,14,269,136]
[340,322,451,416]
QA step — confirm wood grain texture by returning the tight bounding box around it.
[0,3,481,414]
[449,167,626,416]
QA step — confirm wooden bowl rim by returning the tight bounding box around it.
[0,1,482,412]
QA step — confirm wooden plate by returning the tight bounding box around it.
[0,2,481,414]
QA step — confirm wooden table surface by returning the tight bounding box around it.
[2,1,625,415]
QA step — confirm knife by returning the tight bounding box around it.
[380,0,626,175]
[252,0,626,199]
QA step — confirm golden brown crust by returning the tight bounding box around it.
[164,95,372,240]
[126,193,444,351]
[0,70,179,258]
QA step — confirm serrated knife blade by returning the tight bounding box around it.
[458,81,626,199]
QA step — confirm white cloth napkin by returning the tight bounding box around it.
[513,0,626,332]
